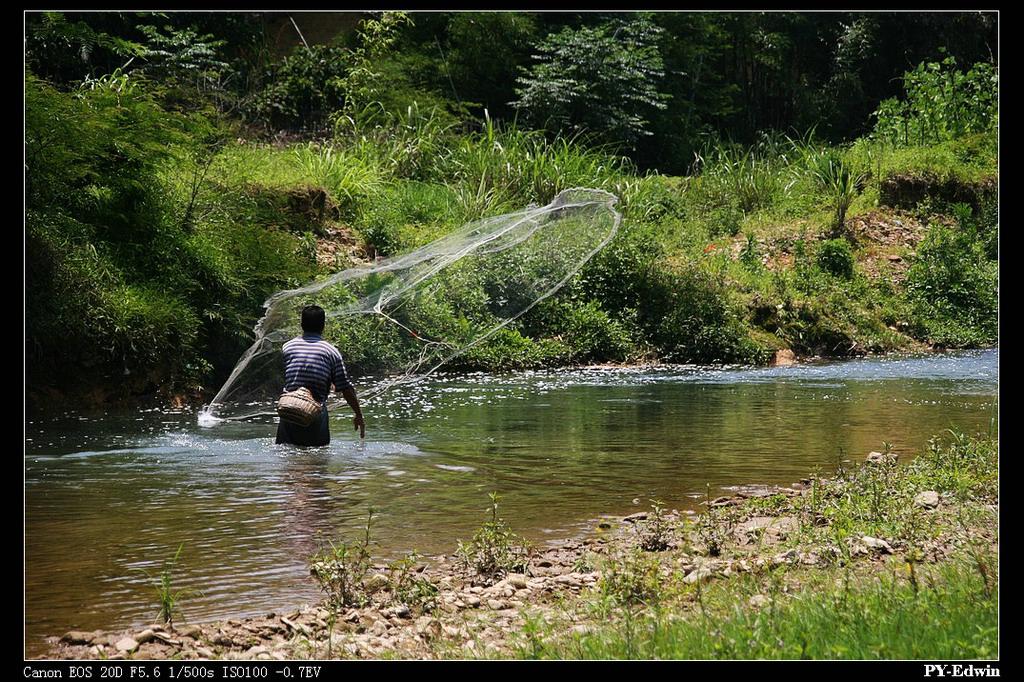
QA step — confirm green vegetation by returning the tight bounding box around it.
[24,12,998,406]
[135,543,198,627]
[635,499,675,552]
[310,509,376,608]
[387,551,440,613]
[515,558,996,659]
[456,492,531,583]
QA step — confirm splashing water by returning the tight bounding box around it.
[199,188,622,425]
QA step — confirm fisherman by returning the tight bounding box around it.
[276,305,365,446]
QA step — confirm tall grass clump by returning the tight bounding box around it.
[290,142,382,212]
[332,100,458,181]
[691,136,795,214]
[437,112,625,218]
[805,150,866,236]
[135,543,199,627]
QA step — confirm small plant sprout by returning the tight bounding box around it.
[135,543,200,628]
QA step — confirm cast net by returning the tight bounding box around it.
[198,188,621,425]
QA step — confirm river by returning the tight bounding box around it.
[24,349,997,655]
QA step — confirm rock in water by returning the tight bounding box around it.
[866,451,898,464]
[772,349,797,367]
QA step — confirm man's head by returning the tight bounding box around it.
[301,305,326,335]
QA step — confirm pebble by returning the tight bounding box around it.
[114,637,138,653]
[914,490,940,509]
[364,573,390,593]
[748,594,772,608]
[860,536,894,553]
[135,630,157,645]
[175,624,203,639]
[683,567,714,584]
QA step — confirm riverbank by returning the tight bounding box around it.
[39,431,997,660]
[27,63,997,410]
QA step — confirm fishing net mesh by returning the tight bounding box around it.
[200,188,621,424]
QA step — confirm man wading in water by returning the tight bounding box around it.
[277,305,365,446]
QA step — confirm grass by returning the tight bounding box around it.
[135,543,199,628]
[512,556,997,659]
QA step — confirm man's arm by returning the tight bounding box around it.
[333,350,364,439]
[341,386,365,439]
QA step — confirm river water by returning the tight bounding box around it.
[24,349,997,655]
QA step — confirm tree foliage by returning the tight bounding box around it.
[512,15,670,149]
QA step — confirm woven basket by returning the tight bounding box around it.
[277,387,322,427]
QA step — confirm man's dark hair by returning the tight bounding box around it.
[301,305,326,334]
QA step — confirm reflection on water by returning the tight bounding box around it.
[25,349,997,654]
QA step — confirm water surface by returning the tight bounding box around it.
[25,349,998,655]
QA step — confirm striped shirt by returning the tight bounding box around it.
[282,334,353,403]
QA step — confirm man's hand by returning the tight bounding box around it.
[353,414,365,439]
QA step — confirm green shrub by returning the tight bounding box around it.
[636,499,674,552]
[248,44,349,131]
[599,548,663,606]
[816,239,856,279]
[457,328,570,372]
[387,551,439,612]
[309,510,376,608]
[647,265,764,364]
[904,219,997,347]
[563,301,634,363]
[456,492,530,584]
[873,58,998,147]
[706,204,743,239]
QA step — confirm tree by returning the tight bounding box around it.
[511,15,669,150]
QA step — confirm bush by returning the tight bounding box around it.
[309,510,376,608]
[599,549,663,606]
[816,239,856,279]
[706,204,743,239]
[456,492,530,584]
[248,44,349,131]
[647,265,764,364]
[904,218,997,347]
[563,301,634,363]
[873,58,998,147]
[456,328,570,372]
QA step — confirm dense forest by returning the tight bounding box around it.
[24,11,999,408]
